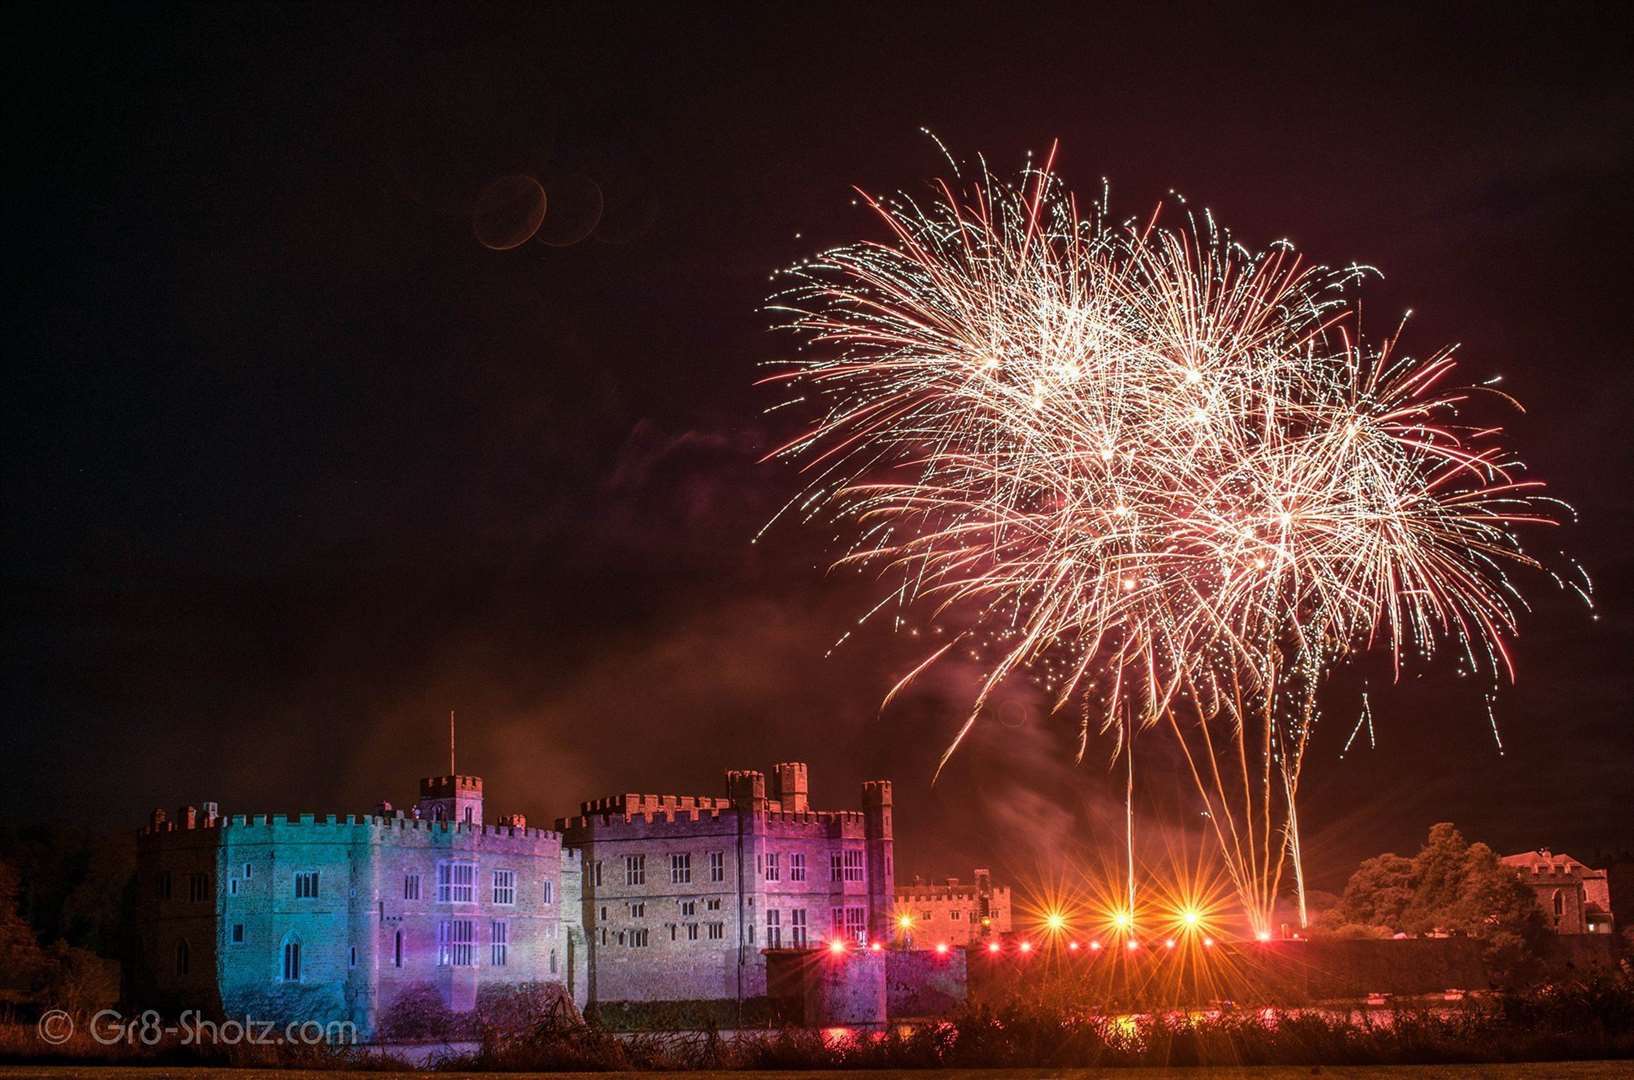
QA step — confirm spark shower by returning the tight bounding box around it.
[762,144,1585,932]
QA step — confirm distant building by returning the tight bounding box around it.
[555,762,895,1010]
[893,868,1010,946]
[134,776,586,1040]
[1499,848,1614,935]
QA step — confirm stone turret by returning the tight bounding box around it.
[416,774,483,825]
[862,780,894,939]
[771,762,809,812]
[725,769,767,809]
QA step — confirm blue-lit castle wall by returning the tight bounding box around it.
[134,763,938,1035]
[134,776,586,1039]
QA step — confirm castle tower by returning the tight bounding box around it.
[862,780,894,939]
[770,762,808,812]
[725,769,767,810]
[416,775,483,824]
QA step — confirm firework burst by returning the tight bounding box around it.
[762,143,1582,930]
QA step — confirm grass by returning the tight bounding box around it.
[0,1063,1631,1078]
[2,971,1629,1073]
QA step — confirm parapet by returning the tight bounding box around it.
[419,774,483,798]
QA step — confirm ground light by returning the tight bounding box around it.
[1181,908,1201,928]
[1089,940,1102,951]
[1018,940,1032,953]
[1045,911,1066,932]
[828,939,846,955]
[987,941,1000,953]
[898,914,913,930]
[869,942,882,952]
[935,942,949,954]
[1126,939,1140,951]
[1067,941,1079,951]
[1203,937,1215,947]
[1257,930,1272,942]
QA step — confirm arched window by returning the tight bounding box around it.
[175,938,190,976]
[394,930,404,968]
[1552,890,1565,917]
[281,934,302,982]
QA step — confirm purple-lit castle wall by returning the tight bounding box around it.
[555,763,896,1012]
[133,762,950,1034]
[134,777,586,1039]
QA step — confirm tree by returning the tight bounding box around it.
[1338,852,1416,930]
[0,860,47,1000]
[1335,823,1548,987]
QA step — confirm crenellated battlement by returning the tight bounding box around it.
[141,808,565,847]
[419,773,483,797]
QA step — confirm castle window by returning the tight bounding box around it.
[187,872,209,902]
[629,901,645,918]
[394,930,403,967]
[541,879,553,904]
[599,928,607,945]
[491,921,508,966]
[281,937,302,982]
[625,854,645,886]
[437,919,475,966]
[670,853,691,884]
[845,907,866,943]
[669,924,677,941]
[922,910,932,921]
[686,923,699,941]
[600,905,608,921]
[790,908,807,948]
[593,860,603,888]
[244,862,252,878]
[766,852,780,882]
[681,900,696,917]
[951,909,962,921]
[437,861,476,903]
[830,853,843,882]
[767,909,781,948]
[549,947,557,974]
[229,878,239,897]
[158,870,172,900]
[706,898,721,912]
[789,853,806,882]
[748,923,755,944]
[843,850,865,882]
[349,946,357,969]
[404,874,421,901]
[707,922,724,940]
[630,928,649,947]
[232,923,245,944]
[294,871,319,899]
[175,939,190,976]
[493,869,516,905]
[710,851,726,883]
[1553,890,1565,917]
[463,807,473,824]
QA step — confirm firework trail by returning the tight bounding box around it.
[762,144,1579,929]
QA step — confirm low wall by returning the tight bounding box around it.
[886,948,968,1018]
[968,935,1620,1009]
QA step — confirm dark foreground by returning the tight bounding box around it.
[3,1064,1634,1079]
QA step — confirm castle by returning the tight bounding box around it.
[894,868,1011,946]
[1500,848,1616,935]
[134,762,904,1037]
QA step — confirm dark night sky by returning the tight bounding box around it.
[7,4,1632,896]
